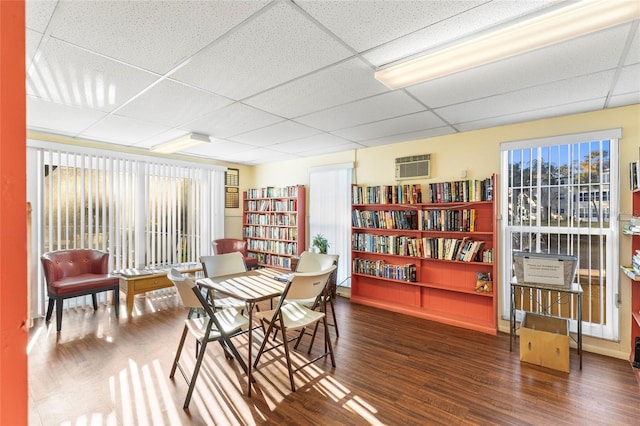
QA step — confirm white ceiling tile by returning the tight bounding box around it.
[47,1,269,74]
[27,38,159,112]
[298,0,485,53]
[295,91,425,131]
[80,115,171,146]
[269,133,355,154]
[116,79,233,128]
[170,1,353,100]
[223,147,299,165]
[362,1,561,67]
[454,99,607,133]
[435,70,615,124]
[27,95,107,136]
[608,92,640,109]
[332,111,447,142]
[613,64,640,95]
[187,102,284,139]
[26,0,57,33]
[624,23,640,66]
[296,142,362,157]
[359,126,455,147]
[229,121,322,147]
[408,24,630,108]
[244,58,387,118]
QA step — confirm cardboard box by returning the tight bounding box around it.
[520,313,570,373]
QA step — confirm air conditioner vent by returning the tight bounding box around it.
[395,154,430,180]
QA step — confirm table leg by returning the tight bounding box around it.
[578,292,582,370]
[510,284,515,352]
[247,301,255,397]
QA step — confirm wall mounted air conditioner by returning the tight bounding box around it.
[395,154,431,180]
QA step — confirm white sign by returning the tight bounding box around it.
[522,257,565,286]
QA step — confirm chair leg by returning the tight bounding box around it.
[183,339,209,409]
[280,326,296,392]
[170,326,189,379]
[91,293,98,310]
[45,298,55,322]
[55,298,63,332]
[323,315,336,367]
[113,288,120,317]
[329,297,339,338]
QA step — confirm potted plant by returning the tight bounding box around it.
[312,234,330,254]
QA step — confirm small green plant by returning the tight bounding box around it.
[312,234,330,254]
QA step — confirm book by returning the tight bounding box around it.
[274,273,293,282]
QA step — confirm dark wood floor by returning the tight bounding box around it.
[28,289,639,425]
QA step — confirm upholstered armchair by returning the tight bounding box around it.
[41,249,120,332]
[212,238,259,270]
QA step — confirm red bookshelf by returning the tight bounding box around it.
[350,175,498,335]
[243,185,306,270]
[627,188,640,382]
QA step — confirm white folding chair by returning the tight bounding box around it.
[253,266,336,391]
[167,268,249,408]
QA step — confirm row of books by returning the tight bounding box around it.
[244,199,297,212]
[246,185,301,199]
[246,239,297,255]
[352,183,422,205]
[244,213,298,226]
[352,209,419,230]
[352,232,491,263]
[351,208,478,232]
[421,237,486,262]
[351,177,493,205]
[252,253,293,269]
[352,258,417,282]
[243,225,298,240]
[427,178,493,203]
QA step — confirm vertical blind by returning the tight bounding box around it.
[308,163,353,288]
[28,144,225,316]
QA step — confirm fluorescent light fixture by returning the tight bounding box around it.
[375,0,640,89]
[151,133,210,154]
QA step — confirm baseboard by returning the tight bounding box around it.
[336,287,351,299]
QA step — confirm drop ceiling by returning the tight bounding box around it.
[26,1,640,165]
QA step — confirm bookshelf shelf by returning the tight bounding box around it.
[350,175,498,334]
[243,185,306,270]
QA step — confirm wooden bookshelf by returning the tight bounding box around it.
[350,176,498,335]
[243,185,306,270]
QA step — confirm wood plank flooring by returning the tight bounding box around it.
[28,289,640,425]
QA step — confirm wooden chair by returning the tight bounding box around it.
[40,249,120,332]
[212,238,259,270]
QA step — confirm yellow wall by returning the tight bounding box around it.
[242,104,640,360]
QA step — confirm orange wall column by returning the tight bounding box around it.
[0,0,28,424]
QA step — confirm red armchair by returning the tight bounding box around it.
[41,249,120,332]
[212,238,258,270]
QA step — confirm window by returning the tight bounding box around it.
[500,129,620,340]
[27,143,225,315]
[308,163,353,289]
